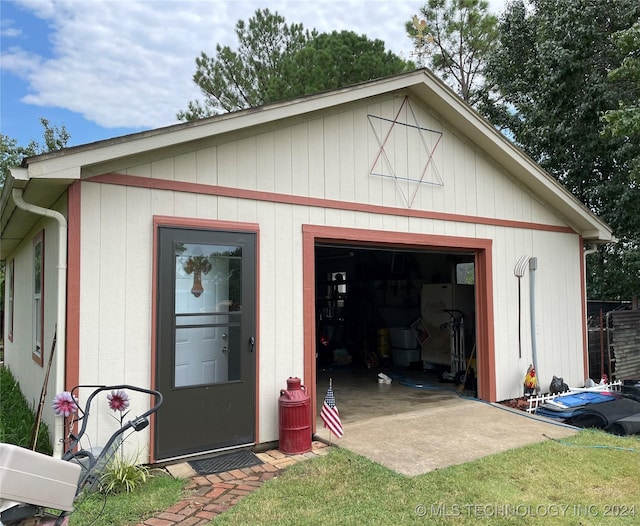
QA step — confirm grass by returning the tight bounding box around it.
[70,472,185,526]
[0,365,52,454]
[0,364,185,526]
[213,430,640,526]
[3,364,639,525]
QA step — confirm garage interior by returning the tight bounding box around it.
[314,243,478,424]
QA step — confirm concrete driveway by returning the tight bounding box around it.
[315,390,578,476]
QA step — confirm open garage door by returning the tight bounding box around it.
[314,245,477,421]
[315,245,476,377]
[301,225,496,430]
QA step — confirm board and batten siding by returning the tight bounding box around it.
[78,93,586,445]
[3,198,67,450]
[88,94,567,229]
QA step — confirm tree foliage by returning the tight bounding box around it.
[274,30,414,101]
[0,118,70,317]
[178,9,413,121]
[487,0,640,300]
[602,22,640,182]
[596,21,640,301]
[0,118,70,188]
[178,9,312,120]
[407,0,501,117]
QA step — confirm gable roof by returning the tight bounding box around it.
[0,69,613,257]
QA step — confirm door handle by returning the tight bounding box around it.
[249,336,255,352]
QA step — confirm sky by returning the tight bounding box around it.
[1,0,506,149]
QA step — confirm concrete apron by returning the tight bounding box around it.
[315,395,578,477]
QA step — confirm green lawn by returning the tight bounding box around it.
[70,473,184,526]
[0,365,185,526]
[213,430,640,526]
[3,362,639,526]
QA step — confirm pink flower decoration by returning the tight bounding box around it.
[52,392,78,417]
[107,390,130,412]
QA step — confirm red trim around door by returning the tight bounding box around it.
[66,182,81,392]
[302,225,496,433]
[65,182,81,451]
[579,236,589,380]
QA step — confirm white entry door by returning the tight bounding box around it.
[174,248,230,387]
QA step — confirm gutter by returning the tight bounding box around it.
[12,188,68,458]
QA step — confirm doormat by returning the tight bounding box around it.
[188,450,263,475]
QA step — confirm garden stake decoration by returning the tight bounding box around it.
[52,390,79,451]
[46,385,163,501]
[107,389,130,414]
[108,389,131,460]
[52,388,132,461]
[52,391,79,418]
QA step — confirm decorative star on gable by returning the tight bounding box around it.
[368,96,443,208]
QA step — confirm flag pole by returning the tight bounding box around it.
[321,376,342,441]
[328,378,333,444]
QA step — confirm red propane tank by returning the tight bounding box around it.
[278,377,312,454]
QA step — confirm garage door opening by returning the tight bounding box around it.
[314,243,478,425]
[302,225,496,433]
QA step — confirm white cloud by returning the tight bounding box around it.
[16,0,59,19]
[1,27,23,38]
[1,46,42,75]
[8,0,217,129]
[3,0,504,131]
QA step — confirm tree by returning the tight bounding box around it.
[178,9,413,121]
[488,0,640,300]
[178,9,313,120]
[407,0,501,117]
[0,118,70,334]
[602,22,640,182]
[596,22,640,301]
[0,118,70,188]
[273,31,414,101]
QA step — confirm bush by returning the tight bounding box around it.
[0,365,52,454]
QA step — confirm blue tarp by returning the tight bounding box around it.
[542,391,617,410]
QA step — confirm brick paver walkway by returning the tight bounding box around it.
[136,441,330,526]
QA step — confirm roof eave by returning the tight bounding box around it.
[20,71,429,179]
[406,72,615,243]
[13,69,614,244]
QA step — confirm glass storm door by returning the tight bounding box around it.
[155,227,256,460]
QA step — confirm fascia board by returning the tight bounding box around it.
[23,72,427,180]
[412,74,614,242]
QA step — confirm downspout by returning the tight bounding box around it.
[529,257,540,392]
[584,244,598,258]
[12,188,68,457]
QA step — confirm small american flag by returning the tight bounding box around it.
[320,380,343,438]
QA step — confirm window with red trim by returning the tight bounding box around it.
[7,258,15,342]
[33,231,44,366]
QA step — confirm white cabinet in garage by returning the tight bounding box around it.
[421,284,475,366]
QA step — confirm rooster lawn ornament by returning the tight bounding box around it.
[524,364,537,396]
